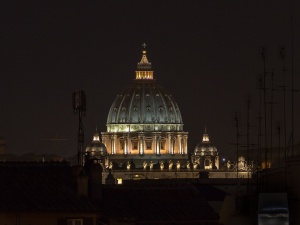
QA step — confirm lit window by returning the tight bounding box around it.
[131,140,138,150]
[117,178,123,184]
[120,140,124,150]
[145,140,152,150]
[160,140,166,150]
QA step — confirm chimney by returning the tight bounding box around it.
[89,163,102,201]
[85,160,103,202]
[72,165,89,197]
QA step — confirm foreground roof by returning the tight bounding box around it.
[0,162,98,212]
[101,179,220,224]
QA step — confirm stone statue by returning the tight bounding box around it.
[227,160,231,169]
[126,161,131,170]
[109,161,113,170]
[168,160,173,170]
[193,162,198,169]
[149,161,153,170]
[160,161,164,170]
[176,161,180,170]
[186,161,190,169]
[143,161,147,169]
[238,156,247,171]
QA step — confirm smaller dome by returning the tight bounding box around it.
[194,127,217,155]
[85,132,108,158]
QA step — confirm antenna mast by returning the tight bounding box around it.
[261,48,269,189]
[246,96,252,182]
[290,0,295,156]
[280,48,287,157]
[235,112,239,179]
[72,90,86,166]
[270,70,274,163]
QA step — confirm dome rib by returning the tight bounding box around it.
[128,88,135,123]
[150,84,156,122]
[159,89,169,123]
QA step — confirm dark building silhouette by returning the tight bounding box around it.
[0,161,100,225]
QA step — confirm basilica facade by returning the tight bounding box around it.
[100,46,188,168]
[82,46,254,182]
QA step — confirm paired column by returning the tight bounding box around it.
[110,134,117,154]
[138,133,145,155]
[102,135,107,151]
[177,134,182,154]
[108,132,186,155]
[168,133,174,155]
[154,133,161,155]
[123,133,129,154]
[183,134,188,155]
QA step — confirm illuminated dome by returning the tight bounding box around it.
[194,127,217,155]
[107,82,183,130]
[106,46,183,133]
[85,131,107,158]
[192,127,219,170]
[102,44,188,166]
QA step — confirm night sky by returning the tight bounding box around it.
[1,0,299,160]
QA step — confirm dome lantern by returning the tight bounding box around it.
[202,126,210,142]
[136,43,154,80]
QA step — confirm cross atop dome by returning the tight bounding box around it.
[136,43,154,79]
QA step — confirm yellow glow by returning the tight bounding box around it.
[117,178,123,184]
[261,161,272,169]
[93,135,100,141]
[202,134,209,142]
[136,71,153,80]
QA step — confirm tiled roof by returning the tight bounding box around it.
[193,184,229,201]
[0,162,98,212]
[101,179,220,224]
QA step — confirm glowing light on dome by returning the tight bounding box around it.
[202,134,209,142]
[136,43,154,80]
[136,71,153,79]
[93,134,100,141]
